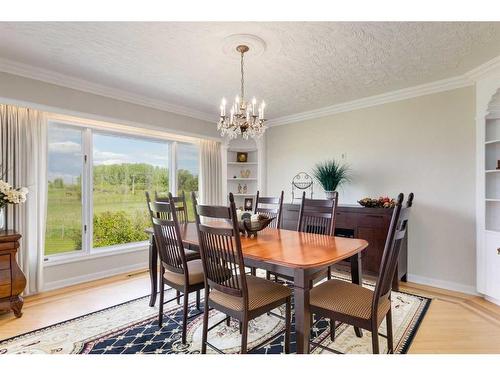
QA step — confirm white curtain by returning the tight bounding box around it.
[0,104,47,295]
[199,139,223,205]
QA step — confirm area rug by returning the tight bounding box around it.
[0,274,431,354]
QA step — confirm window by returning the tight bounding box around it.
[177,142,199,221]
[92,133,170,249]
[46,125,84,255]
[45,121,199,259]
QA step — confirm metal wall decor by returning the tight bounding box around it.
[291,172,314,203]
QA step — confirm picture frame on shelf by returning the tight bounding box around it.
[244,198,253,211]
[237,152,248,162]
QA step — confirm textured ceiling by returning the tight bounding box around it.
[1,22,500,119]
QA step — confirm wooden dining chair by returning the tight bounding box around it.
[254,190,284,229]
[308,193,413,354]
[154,190,190,224]
[192,192,292,354]
[267,190,339,282]
[147,192,200,304]
[252,190,284,277]
[146,192,204,345]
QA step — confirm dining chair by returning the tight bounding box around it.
[308,193,413,354]
[154,190,190,224]
[147,192,200,304]
[267,190,338,282]
[252,190,284,277]
[192,192,292,354]
[146,192,204,345]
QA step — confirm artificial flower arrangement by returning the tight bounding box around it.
[0,180,28,206]
[0,178,29,229]
[357,196,396,208]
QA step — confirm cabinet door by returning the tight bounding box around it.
[357,227,386,274]
[485,231,500,301]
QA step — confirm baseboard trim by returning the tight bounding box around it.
[485,295,500,306]
[43,262,148,292]
[407,273,478,296]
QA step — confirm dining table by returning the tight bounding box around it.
[145,223,368,354]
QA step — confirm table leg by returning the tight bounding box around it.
[350,253,363,338]
[148,233,158,307]
[293,269,311,354]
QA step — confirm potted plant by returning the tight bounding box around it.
[312,159,350,200]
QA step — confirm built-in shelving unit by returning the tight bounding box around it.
[477,81,500,304]
[222,138,265,210]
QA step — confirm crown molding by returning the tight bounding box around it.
[268,55,500,127]
[0,57,214,123]
[267,75,473,127]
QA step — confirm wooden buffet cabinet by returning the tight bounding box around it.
[281,204,408,290]
[0,231,26,318]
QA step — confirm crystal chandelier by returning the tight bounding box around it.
[217,45,266,140]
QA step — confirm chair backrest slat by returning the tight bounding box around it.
[372,193,414,314]
[155,191,189,224]
[254,190,284,229]
[146,191,187,276]
[193,192,248,300]
[297,191,338,236]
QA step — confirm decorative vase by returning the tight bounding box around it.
[324,191,336,200]
[0,206,5,231]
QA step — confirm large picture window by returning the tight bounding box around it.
[45,122,199,259]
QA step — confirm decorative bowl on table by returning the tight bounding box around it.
[357,196,396,208]
[237,212,275,238]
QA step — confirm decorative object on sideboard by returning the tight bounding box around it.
[233,175,237,179]
[312,159,350,200]
[291,172,314,203]
[242,184,248,194]
[217,45,267,140]
[0,175,29,230]
[244,197,253,211]
[358,196,396,208]
[237,152,248,163]
[237,183,243,193]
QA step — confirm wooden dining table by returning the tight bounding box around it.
[146,223,368,354]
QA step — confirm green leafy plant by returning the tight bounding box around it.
[312,159,350,192]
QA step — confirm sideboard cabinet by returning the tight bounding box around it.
[0,231,26,317]
[281,204,408,290]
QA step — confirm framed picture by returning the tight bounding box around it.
[237,152,248,162]
[244,198,253,211]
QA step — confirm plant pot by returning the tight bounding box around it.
[0,206,5,231]
[324,191,336,200]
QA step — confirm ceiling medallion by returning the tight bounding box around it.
[217,44,266,140]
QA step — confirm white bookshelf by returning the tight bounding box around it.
[477,81,500,304]
[222,137,265,210]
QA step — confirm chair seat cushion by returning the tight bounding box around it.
[163,259,204,287]
[310,279,390,323]
[209,275,291,312]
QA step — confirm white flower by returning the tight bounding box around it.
[0,180,11,194]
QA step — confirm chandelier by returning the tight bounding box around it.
[217,45,267,140]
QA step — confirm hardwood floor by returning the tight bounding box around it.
[0,270,499,353]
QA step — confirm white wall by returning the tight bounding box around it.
[0,71,219,291]
[266,87,477,293]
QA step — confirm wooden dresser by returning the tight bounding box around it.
[0,231,26,318]
[281,203,408,290]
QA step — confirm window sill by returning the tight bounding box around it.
[43,241,150,268]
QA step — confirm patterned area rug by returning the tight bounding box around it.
[0,274,430,354]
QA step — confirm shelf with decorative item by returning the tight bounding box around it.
[227,162,258,165]
[228,178,257,181]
